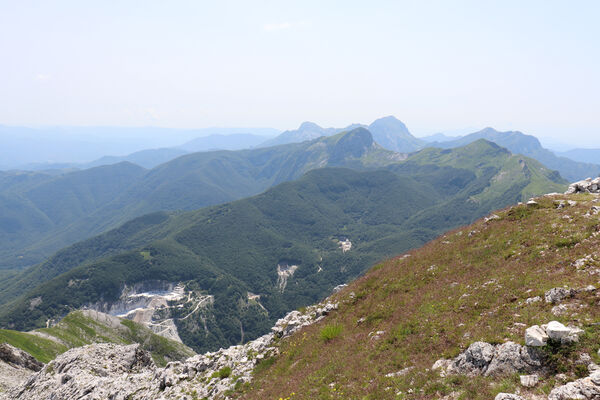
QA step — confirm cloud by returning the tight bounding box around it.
[262,22,293,32]
[35,73,50,81]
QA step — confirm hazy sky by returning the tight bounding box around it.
[1,1,599,146]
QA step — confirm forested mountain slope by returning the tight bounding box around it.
[0,140,566,354]
[0,128,399,270]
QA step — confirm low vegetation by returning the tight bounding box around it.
[238,193,600,399]
[319,324,343,342]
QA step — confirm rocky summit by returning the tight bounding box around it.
[1,302,337,400]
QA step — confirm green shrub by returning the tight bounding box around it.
[320,323,343,341]
[213,366,232,379]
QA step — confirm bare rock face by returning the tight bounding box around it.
[433,341,545,377]
[4,301,339,400]
[0,343,43,372]
[7,344,156,400]
[0,344,44,393]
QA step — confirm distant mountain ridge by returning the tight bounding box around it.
[260,116,425,153]
[0,125,280,169]
[432,127,600,181]
[178,133,268,152]
[11,133,274,172]
[557,148,600,165]
[0,128,399,270]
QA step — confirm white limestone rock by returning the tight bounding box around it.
[495,394,525,400]
[549,370,600,399]
[519,374,539,387]
[525,325,548,346]
[566,177,600,194]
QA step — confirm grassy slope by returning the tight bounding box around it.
[0,310,194,366]
[241,193,600,400]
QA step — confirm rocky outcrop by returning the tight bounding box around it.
[548,370,600,399]
[432,341,545,377]
[526,321,582,346]
[525,325,548,346]
[566,177,600,194]
[0,344,44,393]
[0,344,43,372]
[495,394,525,400]
[544,287,576,304]
[4,301,338,400]
[7,343,154,400]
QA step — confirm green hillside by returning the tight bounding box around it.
[238,192,600,400]
[0,162,147,269]
[0,140,566,354]
[435,127,600,181]
[0,310,194,366]
[0,128,398,270]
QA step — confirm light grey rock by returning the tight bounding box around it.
[544,321,582,344]
[566,178,600,194]
[0,343,43,372]
[546,321,572,341]
[332,284,347,293]
[545,287,576,304]
[485,342,543,376]
[434,341,545,378]
[549,370,600,399]
[432,359,453,377]
[525,325,548,346]
[525,296,542,304]
[447,342,495,376]
[385,367,413,378]
[519,374,539,387]
[551,304,569,316]
[495,394,525,400]
[485,214,501,222]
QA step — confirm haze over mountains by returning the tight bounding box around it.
[2,116,596,182]
[0,126,279,170]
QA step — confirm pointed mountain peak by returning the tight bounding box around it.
[367,116,423,153]
[328,128,375,163]
[298,121,323,131]
[479,126,500,134]
[369,115,409,131]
